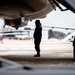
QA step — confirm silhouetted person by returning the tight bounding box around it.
[73,37,75,60]
[33,20,42,57]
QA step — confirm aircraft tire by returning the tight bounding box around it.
[73,50,75,61]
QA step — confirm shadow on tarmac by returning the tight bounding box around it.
[0,55,75,66]
[1,55,74,61]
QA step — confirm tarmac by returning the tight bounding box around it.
[0,39,75,66]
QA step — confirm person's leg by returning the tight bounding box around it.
[36,45,40,55]
[34,45,40,57]
[34,41,40,57]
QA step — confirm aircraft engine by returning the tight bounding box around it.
[4,18,28,29]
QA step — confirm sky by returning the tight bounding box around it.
[28,7,75,28]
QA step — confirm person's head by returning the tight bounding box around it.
[35,20,41,27]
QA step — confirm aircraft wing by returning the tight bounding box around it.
[0,0,74,20]
[43,26,75,30]
[0,0,55,29]
[0,0,54,20]
[0,0,75,29]
[0,30,32,36]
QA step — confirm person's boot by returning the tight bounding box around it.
[34,51,40,57]
[73,50,75,61]
[34,54,40,57]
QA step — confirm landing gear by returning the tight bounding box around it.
[3,25,5,28]
[0,61,2,68]
[15,27,18,30]
[73,50,75,61]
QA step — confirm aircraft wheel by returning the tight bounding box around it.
[0,61,2,68]
[73,49,75,61]
[15,27,18,30]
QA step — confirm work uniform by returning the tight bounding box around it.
[33,20,42,57]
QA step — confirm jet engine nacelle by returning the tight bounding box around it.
[4,18,28,29]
